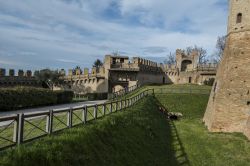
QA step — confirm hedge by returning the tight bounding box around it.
[0,87,73,111]
[86,93,108,100]
[55,90,74,104]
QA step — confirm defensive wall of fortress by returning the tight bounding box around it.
[62,55,166,93]
[0,52,218,93]
[0,68,39,87]
[165,49,218,85]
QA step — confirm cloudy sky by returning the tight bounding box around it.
[0,0,228,70]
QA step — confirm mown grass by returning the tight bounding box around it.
[1,84,250,166]
[0,105,111,149]
[119,84,212,100]
[156,93,250,166]
[0,96,177,166]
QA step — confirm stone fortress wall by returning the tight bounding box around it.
[62,66,108,93]
[0,68,39,87]
[63,55,166,94]
[204,0,250,139]
[0,49,218,93]
[0,55,165,93]
[165,49,218,85]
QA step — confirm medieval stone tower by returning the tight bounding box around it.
[203,0,250,138]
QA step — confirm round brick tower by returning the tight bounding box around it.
[203,0,250,138]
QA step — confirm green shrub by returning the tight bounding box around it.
[55,91,74,104]
[0,87,73,111]
[87,93,108,100]
[203,78,215,86]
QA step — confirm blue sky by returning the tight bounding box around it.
[0,0,228,71]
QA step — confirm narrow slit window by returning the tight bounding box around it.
[237,13,242,23]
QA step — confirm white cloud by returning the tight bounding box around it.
[0,0,228,70]
[56,59,79,63]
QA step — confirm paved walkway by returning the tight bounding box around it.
[0,100,107,117]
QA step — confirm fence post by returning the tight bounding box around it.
[102,104,106,116]
[94,105,98,119]
[110,102,113,113]
[67,108,73,128]
[13,114,19,143]
[49,110,54,134]
[17,113,24,145]
[46,110,53,134]
[83,106,87,124]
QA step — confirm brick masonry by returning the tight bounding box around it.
[204,0,250,138]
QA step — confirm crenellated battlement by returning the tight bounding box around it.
[0,68,39,87]
[63,55,163,79]
[0,68,33,77]
[63,66,106,78]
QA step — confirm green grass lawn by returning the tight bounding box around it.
[1,85,250,166]
[0,104,116,149]
[156,93,250,166]
[0,96,176,166]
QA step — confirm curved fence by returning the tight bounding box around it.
[109,84,141,100]
[0,89,154,151]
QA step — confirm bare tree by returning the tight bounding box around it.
[185,45,208,64]
[196,46,208,64]
[164,52,176,65]
[186,46,193,55]
[214,36,226,63]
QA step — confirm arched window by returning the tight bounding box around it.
[236,13,242,23]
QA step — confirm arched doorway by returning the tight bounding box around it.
[181,60,192,72]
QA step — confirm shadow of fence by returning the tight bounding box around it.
[155,97,191,166]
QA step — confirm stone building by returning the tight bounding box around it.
[0,68,39,87]
[204,0,250,139]
[165,49,217,84]
[63,55,166,94]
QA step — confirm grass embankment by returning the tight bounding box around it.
[0,96,177,166]
[1,85,250,166]
[156,93,250,166]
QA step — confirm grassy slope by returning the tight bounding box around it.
[1,85,250,166]
[156,93,250,166]
[0,96,177,166]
